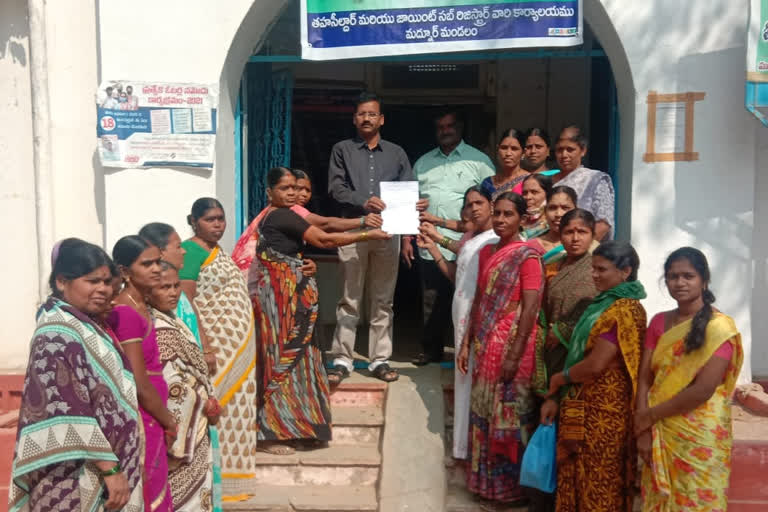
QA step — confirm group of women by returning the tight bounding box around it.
[10,123,743,512]
[10,164,392,511]
[419,126,743,512]
[10,224,226,512]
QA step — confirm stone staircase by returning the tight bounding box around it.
[441,375,527,512]
[227,381,387,512]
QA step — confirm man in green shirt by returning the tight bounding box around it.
[404,110,495,365]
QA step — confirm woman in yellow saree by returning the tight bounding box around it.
[635,247,742,512]
[542,241,647,512]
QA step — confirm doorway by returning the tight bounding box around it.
[237,24,620,362]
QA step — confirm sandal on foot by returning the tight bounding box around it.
[372,363,399,382]
[257,442,295,456]
[326,364,350,385]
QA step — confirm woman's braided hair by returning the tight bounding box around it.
[664,247,715,353]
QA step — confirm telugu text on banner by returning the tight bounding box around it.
[95,81,218,168]
[300,0,583,60]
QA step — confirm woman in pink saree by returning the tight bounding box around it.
[109,235,176,511]
[457,192,544,510]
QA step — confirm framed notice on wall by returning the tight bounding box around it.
[643,91,705,163]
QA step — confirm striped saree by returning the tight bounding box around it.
[248,231,332,442]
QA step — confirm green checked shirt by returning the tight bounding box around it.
[413,140,495,261]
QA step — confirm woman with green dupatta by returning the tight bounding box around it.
[542,241,647,512]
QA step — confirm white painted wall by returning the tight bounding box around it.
[97,0,289,250]
[594,0,757,381]
[0,0,38,371]
[1,0,764,379]
[45,0,103,244]
[750,127,768,375]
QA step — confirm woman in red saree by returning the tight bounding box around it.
[457,191,544,509]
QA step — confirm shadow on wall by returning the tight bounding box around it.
[632,44,757,374]
[751,127,768,376]
[0,0,28,67]
[674,47,754,374]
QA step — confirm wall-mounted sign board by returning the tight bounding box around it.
[300,0,583,61]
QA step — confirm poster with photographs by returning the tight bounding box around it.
[96,81,218,168]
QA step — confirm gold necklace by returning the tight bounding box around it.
[126,291,145,314]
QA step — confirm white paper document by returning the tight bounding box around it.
[654,103,686,154]
[380,181,420,235]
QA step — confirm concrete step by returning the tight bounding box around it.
[331,406,383,446]
[329,382,386,408]
[253,443,381,487]
[446,484,527,512]
[225,484,377,511]
[332,406,384,427]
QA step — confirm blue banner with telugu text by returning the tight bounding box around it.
[300,0,582,60]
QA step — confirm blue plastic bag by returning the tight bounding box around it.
[519,423,557,493]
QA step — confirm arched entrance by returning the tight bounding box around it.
[217,0,636,360]
[216,0,636,239]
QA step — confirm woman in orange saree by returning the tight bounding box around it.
[542,241,647,512]
[636,247,742,512]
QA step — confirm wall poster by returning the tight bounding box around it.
[96,81,218,168]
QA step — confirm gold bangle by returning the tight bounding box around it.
[360,231,369,241]
[439,237,451,248]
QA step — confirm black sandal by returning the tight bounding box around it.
[372,363,399,382]
[326,364,350,385]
